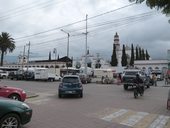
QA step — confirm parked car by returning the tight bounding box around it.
[23,71,35,80]
[78,73,91,84]
[55,74,62,81]
[0,97,32,128]
[8,71,24,80]
[0,85,27,101]
[0,70,8,79]
[58,75,83,98]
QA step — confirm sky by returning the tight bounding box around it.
[1,0,170,63]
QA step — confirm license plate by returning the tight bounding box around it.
[67,91,73,93]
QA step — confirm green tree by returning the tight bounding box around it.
[139,47,142,60]
[142,49,145,60]
[110,44,118,66]
[0,32,15,66]
[49,51,51,60]
[145,50,150,60]
[129,0,170,22]
[130,44,134,66]
[121,44,128,66]
[135,46,139,60]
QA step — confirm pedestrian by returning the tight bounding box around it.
[165,74,168,85]
[152,73,157,86]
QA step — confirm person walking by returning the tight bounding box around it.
[165,74,168,85]
[152,73,157,86]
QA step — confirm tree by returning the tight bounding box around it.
[142,49,145,60]
[0,32,15,66]
[135,46,139,60]
[130,44,134,66]
[110,44,118,66]
[121,44,128,66]
[139,47,142,60]
[129,0,170,22]
[145,50,150,60]
[49,51,51,60]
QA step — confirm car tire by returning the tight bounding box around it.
[79,93,83,98]
[9,94,21,101]
[58,93,62,98]
[124,84,128,90]
[0,113,21,128]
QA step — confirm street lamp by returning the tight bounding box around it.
[53,48,57,74]
[61,29,70,74]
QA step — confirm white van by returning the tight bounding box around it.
[34,68,56,81]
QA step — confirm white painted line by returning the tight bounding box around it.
[102,109,128,121]
[148,115,170,128]
[120,112,149,127]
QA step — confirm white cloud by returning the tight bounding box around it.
[1,0,170,62]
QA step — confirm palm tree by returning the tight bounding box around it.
[0,32,15,66]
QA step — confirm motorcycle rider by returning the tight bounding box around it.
[133,74,144,95]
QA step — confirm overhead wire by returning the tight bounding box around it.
[0,0,66,22]
[14,3,136,40]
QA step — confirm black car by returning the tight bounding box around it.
[0,97,32,128]
[58,75,83,98]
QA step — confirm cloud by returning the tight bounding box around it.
[1,0,170,63]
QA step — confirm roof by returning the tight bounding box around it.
[30,56,72,63]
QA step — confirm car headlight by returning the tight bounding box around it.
[22,103,30,109]
[22,90,26,94]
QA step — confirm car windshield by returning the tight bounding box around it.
[125,71,138,75]
[62,77,79,83]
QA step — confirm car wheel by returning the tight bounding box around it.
[58,94,62,98]
[9,94,21,101]
[124,84,128,90]
[79,93,83,98]
[0,113,21,128]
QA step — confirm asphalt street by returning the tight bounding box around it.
[1,79,170,128]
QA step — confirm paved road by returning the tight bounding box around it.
[1,79,170,128]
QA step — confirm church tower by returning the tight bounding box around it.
[113,32,121,67]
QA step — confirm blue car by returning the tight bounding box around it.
[58,75,83,98]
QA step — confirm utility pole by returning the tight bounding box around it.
[61,29,70,74]
[27,41,31,71]
[22,45,26,71]
[85,14,88,75]
[53,48,57,74]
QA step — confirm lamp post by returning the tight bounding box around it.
[53,48,57,74]
[61,29,70,74]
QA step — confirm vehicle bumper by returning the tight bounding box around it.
[59,89,82,95]
[21,109,32,125]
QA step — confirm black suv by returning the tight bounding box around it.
[122,69,150,90]
[58,75,83,98]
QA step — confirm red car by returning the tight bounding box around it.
[0,85,26,102]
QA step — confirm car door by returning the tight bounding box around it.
[0,86,8,97]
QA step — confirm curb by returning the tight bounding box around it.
[27,94,39,99]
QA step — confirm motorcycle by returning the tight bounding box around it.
[133,83,144,98]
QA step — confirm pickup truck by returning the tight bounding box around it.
[122,69,150,90]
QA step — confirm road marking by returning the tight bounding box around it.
[148,115,170,128]
[120,112,149,127]
[96,107,170,128]
[102,109,128,121]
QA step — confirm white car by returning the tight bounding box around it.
[55,75,62,81]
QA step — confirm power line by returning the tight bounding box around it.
[14,3,135,40]
[0,0,66,22]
